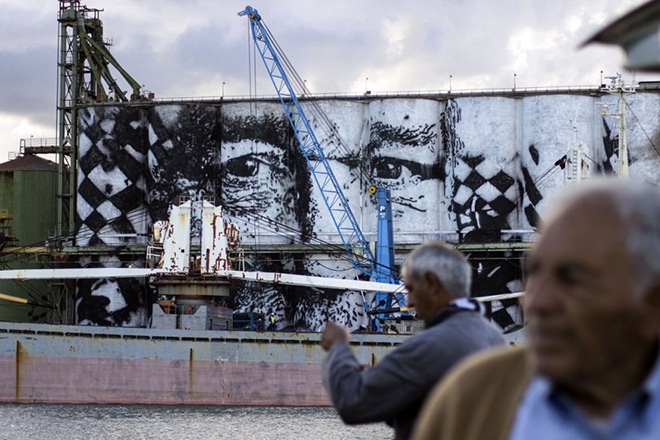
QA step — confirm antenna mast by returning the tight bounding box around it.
[600,73,637,177]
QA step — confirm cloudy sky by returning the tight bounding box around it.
[0,0,657,161]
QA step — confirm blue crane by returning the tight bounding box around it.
[238,6,403,329]
[371,186,402,311]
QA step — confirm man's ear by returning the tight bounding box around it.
[424,271,446,296]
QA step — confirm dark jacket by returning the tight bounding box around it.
[322,306,505,440]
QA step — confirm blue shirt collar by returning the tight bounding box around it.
[538,341,660,430]
[642,343,660,396]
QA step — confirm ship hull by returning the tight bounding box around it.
[0,321,406,405]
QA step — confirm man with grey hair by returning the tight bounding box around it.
[413,180,660,440]
[321,241,505,440]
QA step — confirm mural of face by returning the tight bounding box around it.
[219,111,313,243]
[78,105,219,328]
[220,106,317,330]
[294,256,369,332]
[353,99,444,240]
[146,105,219,223]
[216,101,371,332]
[70,93,660,333]
[365,120,442,219]
[76,277,145,326]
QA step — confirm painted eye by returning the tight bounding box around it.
[373,158,402,180]
[226,155,260,177]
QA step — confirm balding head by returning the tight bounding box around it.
[402,241,472,324]
[402,241,472,299]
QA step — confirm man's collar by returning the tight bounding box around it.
[638,340,660,428]
[425,297,481,328]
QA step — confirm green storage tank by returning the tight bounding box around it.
[0,155,58,322]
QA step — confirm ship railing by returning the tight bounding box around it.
[0,322,406,346]
[96,233,148,243]
[238,229,537,245]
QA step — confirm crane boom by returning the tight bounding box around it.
[238,6,375,277]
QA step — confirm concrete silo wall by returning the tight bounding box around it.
[73,92,660,330]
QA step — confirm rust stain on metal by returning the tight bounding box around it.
[189,348,194,398]
[15,340,21,402]
[212,214,219,243]
[303,343,315,362]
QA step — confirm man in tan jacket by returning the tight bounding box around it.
[413,181,660,440]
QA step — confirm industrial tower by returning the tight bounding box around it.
[56,0,143,239]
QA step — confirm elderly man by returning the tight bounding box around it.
[321,241,505,440]
[413,181,660,440]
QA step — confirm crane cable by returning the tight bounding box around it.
[624,97,660,159]
[259,21,366,181]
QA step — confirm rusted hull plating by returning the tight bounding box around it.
[1,355,329,405]
[0,321,406,405]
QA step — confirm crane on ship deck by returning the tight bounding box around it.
[238,5,405,330]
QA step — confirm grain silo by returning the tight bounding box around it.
[0,155,57,321]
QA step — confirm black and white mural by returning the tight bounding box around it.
[219,103,314,243]
[74,92,660,330]
[441,97,523,330]
[75,257,146,327]
[365,99,443,241]
[442,97,519,242]
[77,106,150,247]
[77,106,150,326]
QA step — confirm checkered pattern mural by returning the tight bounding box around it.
[448,153,518,240]
[77,107,149,247]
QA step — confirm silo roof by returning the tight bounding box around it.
[0,155,58,172]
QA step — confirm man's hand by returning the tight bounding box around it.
[321,321,350,351]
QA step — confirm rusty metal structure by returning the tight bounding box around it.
[56,0,143,239]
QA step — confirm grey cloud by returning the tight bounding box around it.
[0,46,56,126]
[0,0,657,159]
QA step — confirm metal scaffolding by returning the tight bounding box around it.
[51,1,144,322]
[56,0,143,240]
